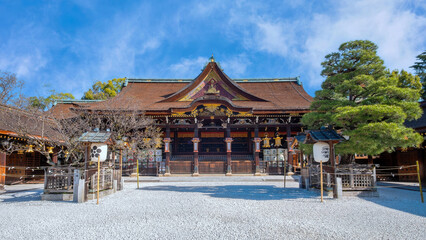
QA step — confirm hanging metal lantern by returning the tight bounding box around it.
[274,136,283,147]
[262,134,271,148]
[26,145,34,153]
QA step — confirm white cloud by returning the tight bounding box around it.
[1,0,424,99]
[169,57,207,77]
[300,0,426,87]
[220,54,251,77]
[0,22,50,79]
[0,50,47,78]
[253,21,293,57]
[225,0,425,88]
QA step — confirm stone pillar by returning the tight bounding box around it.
[0,152,6,190]
[225,138,233,176]
[254,125,261,176]
[164,124,171,176]
[192,138,200,176]
[192,123,200,176]
[73,169,85,203]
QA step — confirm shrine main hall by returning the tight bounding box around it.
[52,57,313,176]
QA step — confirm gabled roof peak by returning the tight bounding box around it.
[160,59,267,102]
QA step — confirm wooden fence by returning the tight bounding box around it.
[309,164,376,191]
[44,166,115,194]
[44,167,75,194]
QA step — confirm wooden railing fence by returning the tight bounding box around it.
[44,166,115,194]
[309,164,376,191]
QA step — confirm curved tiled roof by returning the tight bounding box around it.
[51,61,313,116]
[0,104,63,141]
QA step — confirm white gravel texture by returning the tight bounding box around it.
[0,179,425,240]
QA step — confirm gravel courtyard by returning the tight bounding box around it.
[0,178,425,240]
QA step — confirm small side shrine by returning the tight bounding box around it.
[300,128,377,197]
[78,131,113,204]
[42,130,120,203]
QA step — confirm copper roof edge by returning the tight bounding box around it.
[53,99,105,105]
[126,77,301,84]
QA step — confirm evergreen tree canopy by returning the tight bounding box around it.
[302,40,423,156]
[29,90,75,111]
[82,78,125,100]
[410,51,426,99]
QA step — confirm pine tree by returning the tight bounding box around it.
[410,51,426,100]
[302,40,423,156]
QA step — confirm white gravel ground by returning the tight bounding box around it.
[0,180,425,240]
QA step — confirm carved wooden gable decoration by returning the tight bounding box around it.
[179,71,249,101]
[161,61,265,103]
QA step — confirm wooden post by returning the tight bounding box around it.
[43,168,48,192]
[225,137,233,176]
[112,151,115,172]
[254,125,260,175]
[226,125,232,176]
[52,153,58,164]
[119,149,123,190]
[286,124,292,176]
[0,152,6,190]
[84,144,90,202]
[136,157,139,189]
[416,161,424,203]
[283,156,287,188]
[193,125,200,176]
[97,155,100,205]
[320,160,324,203]
[165,124,171,176]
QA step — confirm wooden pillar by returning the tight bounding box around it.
[131,152,137,177]
[111,151,115,168]
[286,124,294,174]
[52,152,58,164]
[192,125,200,176]
[367,155,374,165]
[164,124,171,176]
[0,152,6,190]
[84,144,90,202]
[119,149,123,190]
[225,124,233,176]
[254,125,261,176]
[329,140,337,198]
[173,129,178,153]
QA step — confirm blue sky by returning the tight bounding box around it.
[0,0,425,98]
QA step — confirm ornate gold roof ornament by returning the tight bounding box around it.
[206,79,220,95]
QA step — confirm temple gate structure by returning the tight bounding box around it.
[51,57,313,176]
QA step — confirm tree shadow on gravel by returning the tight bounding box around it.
[363,189,426,217]
[142,185,318,201]
[0,189,43,203]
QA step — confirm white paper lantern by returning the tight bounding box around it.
[90,143,108,162]
[313,142,330,163]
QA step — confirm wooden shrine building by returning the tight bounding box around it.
[51,57,313,175]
